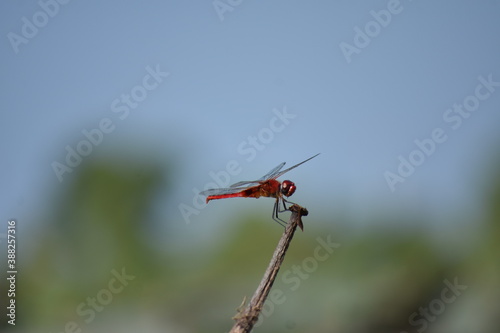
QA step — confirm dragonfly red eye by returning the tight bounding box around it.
[281,180,296,197]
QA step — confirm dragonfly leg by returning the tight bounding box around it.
[272,199,287,227]
[280,198,296,212]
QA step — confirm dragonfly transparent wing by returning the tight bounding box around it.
[204,154,319,194]
[228,161,286,188]
[271,153,320,180]
[258,162,286,180]
[229,180,261,188]
[200,186,251,196]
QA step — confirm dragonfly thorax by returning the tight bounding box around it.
[280,180,296,197]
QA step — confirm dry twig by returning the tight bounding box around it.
[229,204,309,333]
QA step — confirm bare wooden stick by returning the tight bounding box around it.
[229,204,309,333]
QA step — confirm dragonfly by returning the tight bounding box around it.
[200,154,320,227]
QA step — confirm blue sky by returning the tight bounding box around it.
[1,1,500,236]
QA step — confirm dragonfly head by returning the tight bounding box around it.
[281,180,296,197]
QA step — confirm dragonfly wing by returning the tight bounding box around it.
[258,162,286,181]
[200,186,250,196]
[229,162,286,187]
[271,153,320,179]
[229,180,261,188]
[201,154,319,196]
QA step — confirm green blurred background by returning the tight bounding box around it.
[1,150,499,332]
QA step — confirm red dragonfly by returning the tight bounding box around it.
[201,154,319,227]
